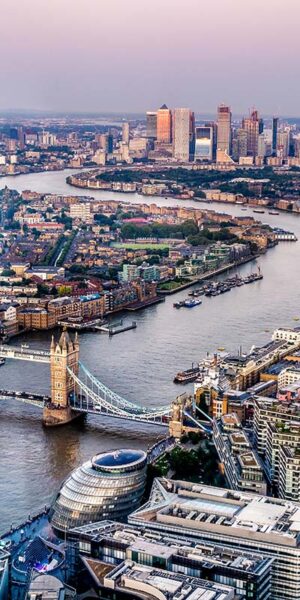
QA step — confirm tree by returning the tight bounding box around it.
[7,221,21,230]
[180,219,199,237]
[195,190,206,198]
[169,447,199,477]
[58,285,72,296]
[36,283,49,297]
[69,264,87,274]
[147,255,161,265]
[188,431,202,444]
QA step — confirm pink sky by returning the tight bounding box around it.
[1,0,299,115]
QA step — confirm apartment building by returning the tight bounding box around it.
[213,413,267,495]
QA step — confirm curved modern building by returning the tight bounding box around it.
[50,449,147,533]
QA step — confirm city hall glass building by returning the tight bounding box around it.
[50,449,147,533]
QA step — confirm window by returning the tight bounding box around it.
[79,541,91,554]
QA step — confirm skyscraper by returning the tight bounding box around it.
[156,104,172,144]
[96,133,113,153]
[194,125,214,161]
[259,118,264,135]
[272,117,279,153]
[122,122,130,145]
[146,111,157,139]
[216,104,232,155]
[232,128,248,161]
[173,108,194,162]
[242,109,260,157]
[257,133,271,158]
[277,130,290,159]
[294,135,300,159]
[17,126,25,150]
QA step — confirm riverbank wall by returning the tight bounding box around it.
[157,253,262,295]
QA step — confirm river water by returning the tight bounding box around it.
[0,170,299,532]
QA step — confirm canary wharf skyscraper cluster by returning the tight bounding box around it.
[145,103,297,166]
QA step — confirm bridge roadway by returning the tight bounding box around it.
[0,345,50,363]
[0,388,170,425]
[0,388,211,432]
[0,389,49,408]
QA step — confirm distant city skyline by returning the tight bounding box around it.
[1,0,300,116]
[1,108,299,121]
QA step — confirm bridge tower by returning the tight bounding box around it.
[43,329,80,426]
[169,394,194,439]
[169,395,185,439]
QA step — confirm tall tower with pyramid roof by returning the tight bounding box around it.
[156,104,172,144]
[43,329,80,426]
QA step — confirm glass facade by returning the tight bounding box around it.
[194,126,213,161]
[50,450,147,533]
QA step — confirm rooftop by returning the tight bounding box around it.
[129,479,300,548]
[271,421,300,435]
[84,558,235,600]
[238,451,261,469]
[265,360,291,375]
[27,574,76,599]
[221,414,239,427]
[68,519,272,575]
[255,397,300,416]
[229,431,249,446]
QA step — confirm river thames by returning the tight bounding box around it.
[0,170,300,532]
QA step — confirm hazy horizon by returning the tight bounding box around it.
[1,109,300,122]
[1,0,300,116]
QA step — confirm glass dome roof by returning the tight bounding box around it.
[93,449,146,470]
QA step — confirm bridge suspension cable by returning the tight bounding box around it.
[68,364,171,423]
[77,361,171,415]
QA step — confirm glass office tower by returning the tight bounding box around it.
[194,126,213,161]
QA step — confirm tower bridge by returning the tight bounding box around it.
[0,330,210,435]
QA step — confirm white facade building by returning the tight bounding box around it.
[173,108,193,162]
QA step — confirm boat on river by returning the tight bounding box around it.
[184,298,202,308]
[188,288,204,297]
[173,301,185,309]
[174,366,200,384]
